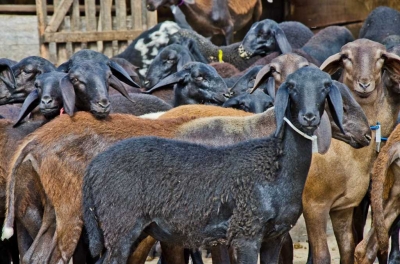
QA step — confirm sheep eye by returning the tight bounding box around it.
[34,82,40,89]
[342,54,351,62]
[71,77,79,84]
[166,59,175,64]
[195,76,204,81]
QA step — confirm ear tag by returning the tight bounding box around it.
[370,122,381,152]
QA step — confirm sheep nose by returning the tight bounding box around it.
[97,99,110,109]
[358,82,371,90]
[364,134,372,143]
[303,113,316,124]
[41,96,53,105]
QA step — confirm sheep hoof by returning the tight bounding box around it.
[1,227,14,240]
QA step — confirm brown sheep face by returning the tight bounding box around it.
[321,39,400,103]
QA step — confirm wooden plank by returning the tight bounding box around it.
[115,0,126,56]
[45,0,74,33]
[146,9,157,28]
[85,0,97,51]
[131,0,142,31]
[0,4,115,13]
[71,0,80,53]
[43,30,143,43]
[101,0,113,57]
[288,0,369,28]
[36,0,48,59]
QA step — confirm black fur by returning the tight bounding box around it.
[83,67,344,264]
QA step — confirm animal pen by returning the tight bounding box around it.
[35,0,157,65]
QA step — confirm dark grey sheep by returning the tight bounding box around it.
[382,35,400,50]
[0,105,23,121]
[109,93,172,116]
[359,6,400,43]
[82,67,345,264]
[145,62,229,107]
[115,21,181,76]
[278,21,314,49]
[0,56,55,105]
[169,29,263,71]
[301,26,354,65]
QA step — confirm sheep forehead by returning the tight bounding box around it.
[342,39,386,58]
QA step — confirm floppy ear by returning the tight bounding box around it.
[13,89,40,127]
[320,53,342,75]
[177,52,193,71]
[274,83,290,137]
[327,83,345,134]
[250,65,273,94]
[57,61,70,72]
[109,75,135,103]
[265,77,276,100]
[0,59,16,89]
[145,70,188,93]
[60,76,76,116]
[314,111,332,154]
[186,39,209,63]
[273,26,292,54]
[382,51,400,76]
[108,60,140,88]
[222,97,240,109]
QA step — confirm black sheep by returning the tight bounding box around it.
[83,67,344,264]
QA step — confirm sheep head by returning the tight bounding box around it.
[267,67,344,137]
[146,0,194,11]
[239,19,292,59]
[0,56,55,105]
[320,39,400,103]
[222,89,274,113]
[252,53,310,99]
[146,62,228,106]
[144,44,193,90]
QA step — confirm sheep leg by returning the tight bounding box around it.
[189,248,204,264]
[232,239,260,264]
[303,204,331,264]
[279,233,293,264]
[330,208,355,264]
[104,223,146,264]
[389,217,400,264]
[21,199,55,263]
[259,233,290,264]
[16,220,32,259]
[159,242,186,264]
[209,244,230,264]
[127,236,157,264]
[353,193,370,243]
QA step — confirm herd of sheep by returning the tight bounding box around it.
[1,3,400,264]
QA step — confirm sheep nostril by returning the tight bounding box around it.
[365,134,372,142]
[41,97,53,105]
[98,99,110,109]
[358,82,371,90]
[303,114,316,124]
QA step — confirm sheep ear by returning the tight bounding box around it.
[57,61,70,72]
[60,76,76,116]
[314,111,332,154]
[382,51,400,76]
[13,89,40,127]
[274,83,290,137]
[327,83,345,134]
[222,96,240,109]
[177,52,193,71]
[250,65,273,94]
[273,26,292,54]
[0,59,16,89]
[109,75,135,103]
[320,53,342,75]
[265,77,275,100]
[109,60,140,88]
[145,70,187,93]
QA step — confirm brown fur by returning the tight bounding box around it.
[367,125,400,253]
[305,39,400,264]
[159,104,252,119]
[209,62,240,78]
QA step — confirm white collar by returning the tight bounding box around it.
[283,117,318,153]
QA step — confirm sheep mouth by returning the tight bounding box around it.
[238,45,252,59]
[40,107,60,114]
[333,133,369,149]
[354,90,374,98]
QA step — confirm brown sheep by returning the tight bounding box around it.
[354,124,400,263]
[302,39,400,264]
[146,0,262,45]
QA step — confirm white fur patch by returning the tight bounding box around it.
[139,111,166,119]
[1,227,14,240]
[134,21,181,76]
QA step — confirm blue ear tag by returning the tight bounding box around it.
[311,135,318,153]
[370,122,381,152]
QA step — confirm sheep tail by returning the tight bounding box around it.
[83,181,104,257]
[370,142,400,253]
[2,138,34,241]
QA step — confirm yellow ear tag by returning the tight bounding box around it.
[218,49,224,63]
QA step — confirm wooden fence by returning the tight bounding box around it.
[36,0,157,65]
